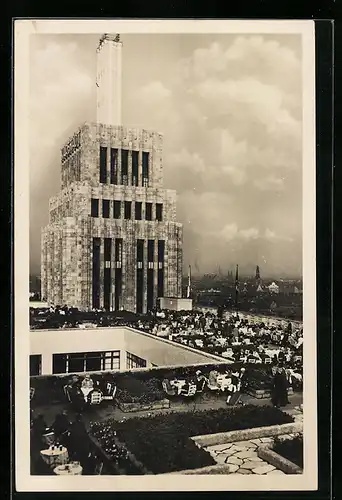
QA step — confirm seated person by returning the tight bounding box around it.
[226,376,240,404]
[52,410,71,446]
[82,374,94,390]
[195,370,208,391]
[208,370,219,388]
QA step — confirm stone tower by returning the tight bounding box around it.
[41,34,183,313]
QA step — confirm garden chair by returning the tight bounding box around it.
[196,378,207,393]
[162,379,177,397]
[89,390,103,405]
[264,357,272,364]
[180,383,197,397]
[248,358,256,364]
[63,385,72,403]
[102,382,117,400]
[94,462,104,475]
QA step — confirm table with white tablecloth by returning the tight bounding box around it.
[216,374,232,391]
[81,387,93,401]
[40,446,69,467]
[53,463,83,476]
[169,379,187,395]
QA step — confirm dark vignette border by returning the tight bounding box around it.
[7,14,334,500]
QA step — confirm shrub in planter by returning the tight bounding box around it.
[273,435,303,469]
[116,375,165,404]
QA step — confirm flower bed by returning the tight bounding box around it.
[89,405,294,474]
[273,435,303,469]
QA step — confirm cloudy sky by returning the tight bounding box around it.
[29,33,303,278]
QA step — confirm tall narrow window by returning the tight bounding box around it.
[136,239,144,314]
[145,202,152,221]
[132,151,139,186]
[110,148,118,184]
[158,240,165,298]
[142,152,149,186]
[99,146,107,184]
[102,199,110,218]
[115,238,123,310]
[113,200,121,219]
[147,239,154,312]
[148,239,154,263]
[121,149,128,185]
[156,203,163,221]
[135,201,142,220]
[124,201,132,220]
[115,238,123,263]
[91,198,99,217]
[137,239,144,263]
[104,238,111,311]
[92,237,101,309]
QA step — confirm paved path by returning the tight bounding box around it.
[203,404,303,475]
[205,438,284,475]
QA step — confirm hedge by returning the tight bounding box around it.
[273,435,303,469]
[90,405,294,474]
[115,375,165,404]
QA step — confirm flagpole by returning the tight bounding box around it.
[235,264,239,312]
[187,265,191,299]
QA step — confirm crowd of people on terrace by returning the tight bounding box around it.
[30,305,303,369]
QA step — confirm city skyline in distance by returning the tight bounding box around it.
[30,33,303,278]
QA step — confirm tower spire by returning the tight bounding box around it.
[96,33,122,126]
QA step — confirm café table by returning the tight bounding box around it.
[40,446,69,467]
[170,379,187,395]
[81,387,93,401]
[53,463,83,476]
[216,374,232,391]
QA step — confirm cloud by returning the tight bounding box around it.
[140,81,171,101]
[264,228,294,242]
[218,224,259,242]
[168,148,206,174]
[254,176,285,191]
[30,40,94,188]
[223,166,248,186]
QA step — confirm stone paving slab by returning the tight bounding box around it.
[226,456,243,466]
[237,468,252,474]
[235,450,259,459]
[240,461,266,470]
[252,464,276,474]
[267,469,286,475]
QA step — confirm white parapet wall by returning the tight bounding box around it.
[30,326,230,375]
